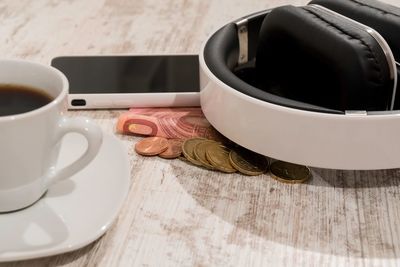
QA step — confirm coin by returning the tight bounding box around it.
[229,148,269,176]
[182,138,207,166]
[193,140,218,169]
[206,144,237,173]
[269,160,311,183]
[159,139,183,159]
[135,137,168,156]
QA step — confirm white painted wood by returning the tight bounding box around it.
[0,0,400,266]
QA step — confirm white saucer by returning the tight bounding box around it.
[0,132,130,262]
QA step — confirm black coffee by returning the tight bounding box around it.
[0,84,53,116]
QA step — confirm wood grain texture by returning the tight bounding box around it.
[1,0,400,266]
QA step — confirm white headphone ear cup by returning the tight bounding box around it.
[200,6,400,170]
[256,5,393,111]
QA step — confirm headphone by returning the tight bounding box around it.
[199,0,400,170]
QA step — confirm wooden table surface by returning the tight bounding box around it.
[1,0,400,266]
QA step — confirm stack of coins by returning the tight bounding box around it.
[135,137,183,159]
[134,136,311,182]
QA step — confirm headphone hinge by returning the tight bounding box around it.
[236,19,249,65]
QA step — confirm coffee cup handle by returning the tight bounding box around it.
[44,117,103,187]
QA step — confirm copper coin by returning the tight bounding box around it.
[135,137,169,156]
[159,139,184,159]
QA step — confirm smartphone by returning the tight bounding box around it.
[51,55,200,109]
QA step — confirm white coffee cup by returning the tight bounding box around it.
[0,59,103,212]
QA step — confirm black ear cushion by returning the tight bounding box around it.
[309,0,400,61]
[203,21,343,114]
[256,5,393,111]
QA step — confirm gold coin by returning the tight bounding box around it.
[229,148,269,176]
[206,144,236,173]
[182,138,206,166]
[269,161,311,184]
[193,140,219,169]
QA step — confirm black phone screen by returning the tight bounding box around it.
[51,55,199,94]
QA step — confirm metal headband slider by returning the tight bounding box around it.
[236,19,248,65]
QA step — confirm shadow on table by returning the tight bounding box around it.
[174,164,400,259]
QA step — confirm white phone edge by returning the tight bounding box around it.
[51,54,200,110]
[67,92,200,109]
